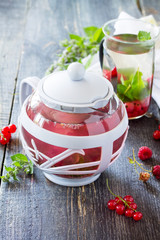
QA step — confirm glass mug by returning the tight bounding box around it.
[99,18,160,119]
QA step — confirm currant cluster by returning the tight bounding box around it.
[153,124,160,140]
[107,195,143,221]
[0,124,17,145]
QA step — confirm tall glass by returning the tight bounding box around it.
[100,18,159,119]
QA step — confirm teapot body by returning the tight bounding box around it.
[19,88,128,186]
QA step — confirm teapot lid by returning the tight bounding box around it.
[38,62,114,113]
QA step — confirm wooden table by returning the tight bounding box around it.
[0,1,160,239]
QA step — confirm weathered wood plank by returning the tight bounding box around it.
[139,0,160,23]
[2,1,160,240]
[0,0,29,171]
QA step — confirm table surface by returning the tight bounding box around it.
[0,0,160,240]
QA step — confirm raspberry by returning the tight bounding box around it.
[152,165,160,180]
[153,130,160,140]
[139,172,150,182]
[138,146,152,161]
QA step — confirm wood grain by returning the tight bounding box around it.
[0,0,28,172]
[1,1,160,240]
[139,0,160,23]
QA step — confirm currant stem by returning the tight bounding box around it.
[129,149,152,175]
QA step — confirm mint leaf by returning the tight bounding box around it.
[11,153,28,163]
[92,28,105,43]
[117,69,150,102]
[69,34,82,41]
[83,26,98,37]
[137,31,151,41]
[1,154,33,183]
[5,166,14,172]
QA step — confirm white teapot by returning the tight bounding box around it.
[18,62,128,186]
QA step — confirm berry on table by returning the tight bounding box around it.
[153,130,160,140]
[139,172,150,182]
[114,196,123,205]
[125,209,134,218]
[127,202,137,210]
[0,133,11,145]
[152,165,160,180]
[8,124,17,133]
[107,199,117,210]
[1,126,10,135]
[123,195,134,203]
[115,204,125,215]
[138,146,152,161]
[0,123,17,145]
[133,211,143,221]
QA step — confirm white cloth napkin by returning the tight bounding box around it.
[87,12,160,108]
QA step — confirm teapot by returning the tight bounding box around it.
[18,62,128,186]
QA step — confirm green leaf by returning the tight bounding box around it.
[12,173,19,181]
[12,161,22,168]
[69,34,82,41]
[83,26,98,37]
[137,31,151,41]
[92,28,105,43]
[28,161,34,174]
[11,154,28,163]
[117,69,150,102]
[5,166,14,172]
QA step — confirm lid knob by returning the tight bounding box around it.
[67,62,85,81]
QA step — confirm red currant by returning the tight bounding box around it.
[107,199,117,210]
[115,204,125,215]
[0,133,11,145]
[125,209,134,218]
[127,202,137,210]
[1,126,10,135]
[8,124,17,133]
[123,195,134,203]
[133,211,143,221]
[114,196,124,205]
[153,130,160,140]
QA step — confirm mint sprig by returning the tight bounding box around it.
[0,154,33,182]
[137,31,151,41]
[117,69,150,102]
[46,26,105,74]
